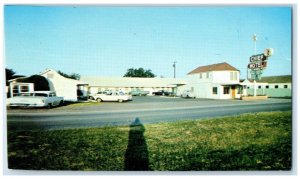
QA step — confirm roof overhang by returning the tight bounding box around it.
[220,83,243,86]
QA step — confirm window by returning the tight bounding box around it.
[284,85,288,88]
[213,87,218,94]
[199,73,202,79]
[275,85,279,88]
[234,72,238,81]
[237,87,242,94]
[206,72,209,79]
[258,85,261,89]
[35,93,48,97]
[13,85,19,94]
[223,87,230,94]
[20,85,29,92]
[230,72,238,81]
[266,85,269,89]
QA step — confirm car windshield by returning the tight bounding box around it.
[17,93,33,97]
[34,93,48,97]
[119,92,125,95]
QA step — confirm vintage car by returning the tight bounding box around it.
[129,89,150,96]
[152,90,172,96]
[7,91,64,108]
[89,91,132,103]
[181,90,196,98]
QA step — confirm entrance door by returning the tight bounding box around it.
[231,86,236,99]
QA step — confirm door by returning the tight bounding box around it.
[231,86,236,99]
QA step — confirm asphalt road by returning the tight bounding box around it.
[6,97,292,130]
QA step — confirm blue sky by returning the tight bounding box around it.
[4,6,292,79]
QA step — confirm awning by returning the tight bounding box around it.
[220,83,243,87]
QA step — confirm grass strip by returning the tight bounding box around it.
[7,111,292,171]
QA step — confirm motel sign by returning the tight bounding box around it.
[248,48,273,81]
[248,54,268,70]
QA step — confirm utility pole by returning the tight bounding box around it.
[253,34,257,55]
[173,61,177,78]
[252,34,258,97]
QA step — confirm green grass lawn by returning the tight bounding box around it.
[7,111,292,171]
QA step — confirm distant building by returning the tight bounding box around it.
[180,62,242,99]
[6,63,292,101]
[242,75,292,98]
[80,76,187,95]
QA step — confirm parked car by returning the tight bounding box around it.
[89,91,132,103]
[88,91,112,100]
[181,90,196,98]
[152,90,171,96]
[130,89,150,96]
[6,91,64,108]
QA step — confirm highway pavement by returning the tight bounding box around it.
[6,97,292,130]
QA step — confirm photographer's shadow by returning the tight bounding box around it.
[124,118,150,171]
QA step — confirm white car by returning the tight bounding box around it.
[181,90,196,98]
[89,91,132,103]
[7,91,64,108]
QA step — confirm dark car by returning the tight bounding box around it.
[130,89,150,96]
[152,90,171,96]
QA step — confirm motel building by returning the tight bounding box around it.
[7,62,291,101]
[179,62,243,99]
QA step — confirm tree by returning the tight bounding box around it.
[5,68,25,85]
[6,68,16,80]
[123,68,156,78]
[58,70,80,80]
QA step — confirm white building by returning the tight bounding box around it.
[80,76,187,95]
[180,62,243,99]
[39,69,88,101]
[8,63,291,101]
[242,75,292,98]
[8,78,35,97]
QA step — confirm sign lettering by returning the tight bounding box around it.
[248,61,267,70]
[249,54,267,62]
[248,48,273,80]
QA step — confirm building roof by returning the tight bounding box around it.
[39,69,85,84]
[187,62,239,75]
[258,75,292,83]
[80,76,187,88]
[240,75,292,84]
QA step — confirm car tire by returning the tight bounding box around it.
[59,100,64,106]
[48,103,52,109]
[118,99,123,103]
[89,96,94,100]
[96,98,102,102]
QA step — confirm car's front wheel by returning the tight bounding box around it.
[118,99,123,103]
[96,98,102,102]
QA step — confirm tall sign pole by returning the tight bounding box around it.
[253,34,257,55]
[252,34,258,96]
[247,36,274,98]
[173,61,177,78]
